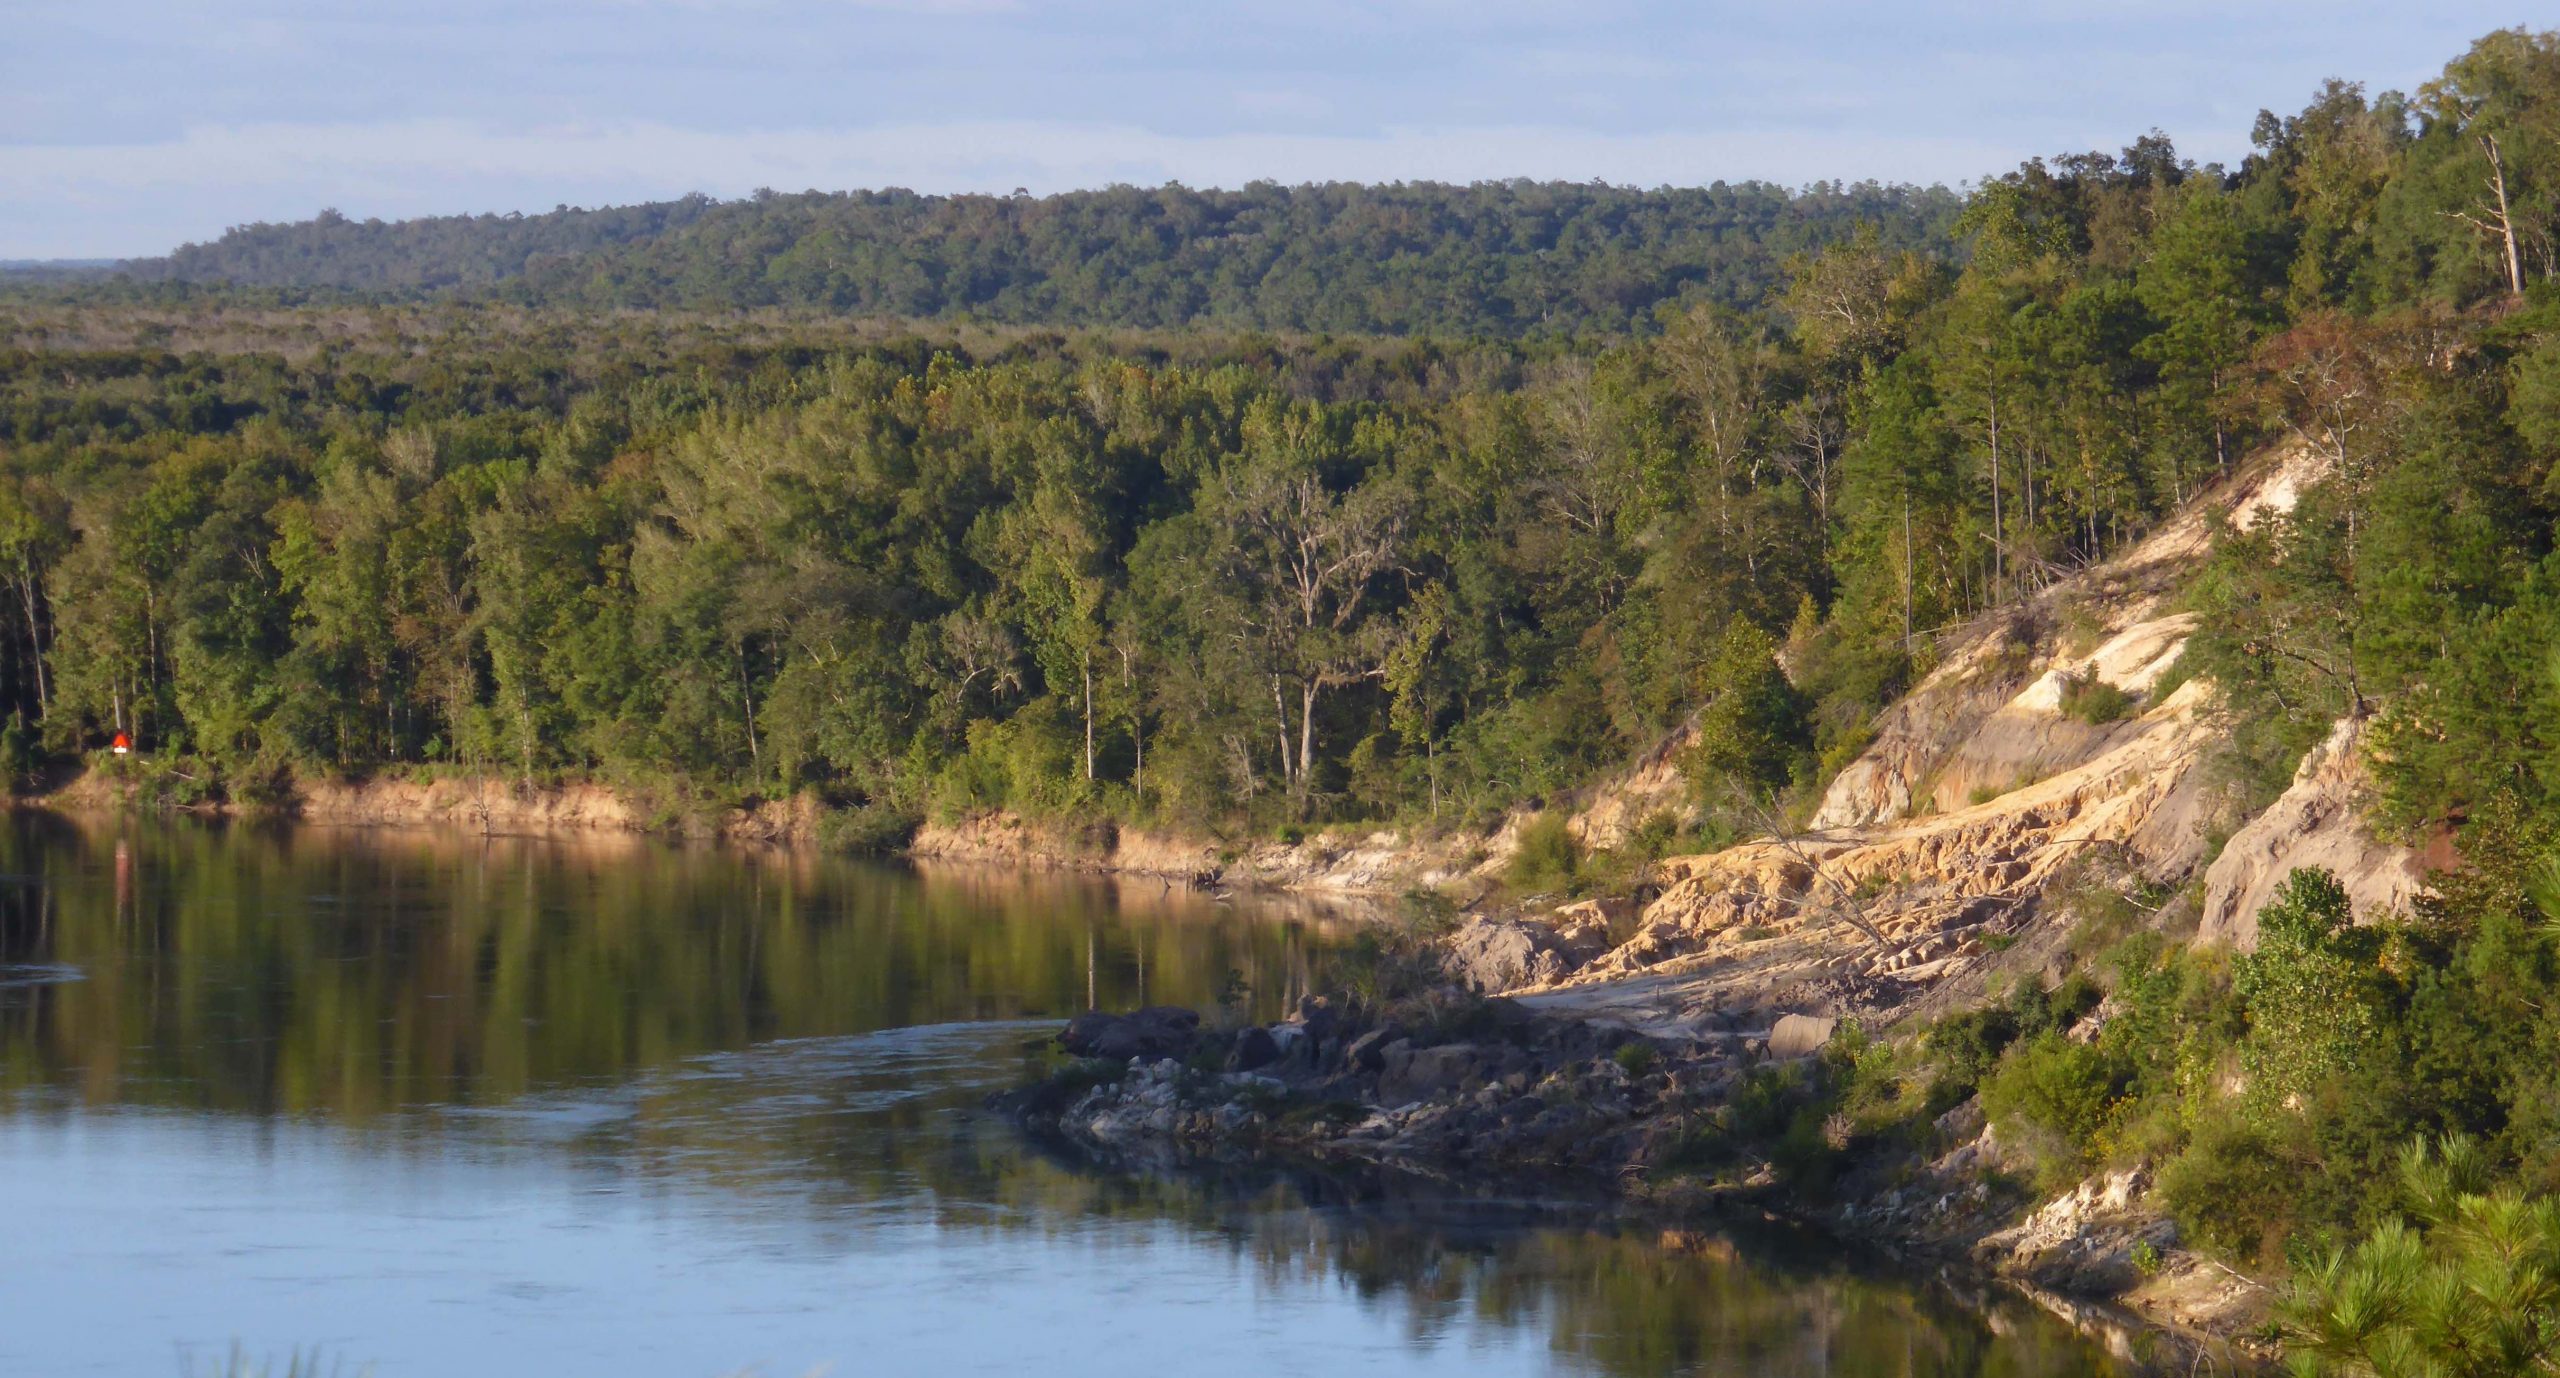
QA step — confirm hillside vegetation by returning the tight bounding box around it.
[93,181,1961,337]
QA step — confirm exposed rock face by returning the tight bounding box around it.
[1377,1041,1484,1105]
[1567,726,1697,851]
[1811,448,2312,835]
[907,815,1469,896]
[2198,716,2426,949]
[1977,1165,2173,1295]
[1443,916,1612,993]
[1525,448,2333,1038]
[1766,1013,1837,1059]
[1583,675,2220,985]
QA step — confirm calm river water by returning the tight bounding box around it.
[0,813,2137,1376]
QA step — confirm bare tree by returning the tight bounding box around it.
[1211,403,1409,806]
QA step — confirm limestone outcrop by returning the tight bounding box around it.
[2197,715,2426,949]
[1510,446,2371,1035]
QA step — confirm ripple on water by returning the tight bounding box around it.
[0,963,83,989]
[434,1019,1047,1146]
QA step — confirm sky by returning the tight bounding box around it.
[0,1,2542,260]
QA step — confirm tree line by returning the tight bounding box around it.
[0,29,2554,854]
[98,180,1962,337]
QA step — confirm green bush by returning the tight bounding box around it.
[1980,1032,2129,1182]
[2158,1116,2300,1267]
[821,800,922,853]
[1925,974,2100,1108]
[1682,618,1812,811]
[2056,666,2136,724]
[0,711,37,792]
[2236,867,2391,1108]
[1626,809,1682,864]
[1507,810,1581,893]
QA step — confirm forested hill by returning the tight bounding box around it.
[119,180,1962,335]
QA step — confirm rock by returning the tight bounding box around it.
[1064,1005,1202,1063]
[1292,995,1342,1044]
[1060,1010,1121,1056]
[1345,1024,1405,1072]
[1549,897,1636,946]
[2065,995,2120,1044]
[2198,716,2425,949]
[1933,1096,1986,1143]
[1767,1013,1838,1059]
[1443,917,1607,994]
[1379,1041,1483,1105]
[1978,1164,2169,1294]
[1227,1025,1281,1072]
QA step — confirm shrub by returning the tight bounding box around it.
[2236,867,2390,1108]
[821,800,922,853]
[2056,665,2137,724]
[1507,810,1581,893]
[1626,809,1682,864]
[2158,1116,2300,1267]
[0,711,37,792]
[1682,618,1812,809]
[1980,1032,2129,1183]
[1926,975,2100,1108]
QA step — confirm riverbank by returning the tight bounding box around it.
[24,763,1512,896]
[997,992,2275,1369]
[34,761,2280,1362]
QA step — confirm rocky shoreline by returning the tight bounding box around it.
[996,991,2272,1371]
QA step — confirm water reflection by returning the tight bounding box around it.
[0,812,1353,1116]
[0,814,2140,1376]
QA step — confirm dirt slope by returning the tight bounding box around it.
[1521,444,2417,1037]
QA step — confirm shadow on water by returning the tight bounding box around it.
[0,811,2162,1376]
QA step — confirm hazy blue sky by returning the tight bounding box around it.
[0,1,2539,259]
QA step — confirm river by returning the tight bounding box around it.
[0,813,2139,1376]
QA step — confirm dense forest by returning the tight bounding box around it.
[89,180,1963,336]
[4,27,2555,843]
[11,22,2560,1350]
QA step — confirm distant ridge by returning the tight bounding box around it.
[113,180,1960,336]
[0,259,122,275]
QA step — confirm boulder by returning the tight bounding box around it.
[1443,917,1609,994]
[1767,1013,1838,1059]
[1344,1024,1405,1072]
[1060,1010,1121,1055]
[1227,1025,1281,1072]
[1379,1041,1484,1105]
[1062,1005,1202,1063]
[1549,896,1636,946]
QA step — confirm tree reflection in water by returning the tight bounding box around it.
[0,813,2145,1376]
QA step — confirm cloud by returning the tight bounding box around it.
[0,116,2018,256]
[4,0,2532,257]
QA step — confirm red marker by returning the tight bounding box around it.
[111,731,131,756]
